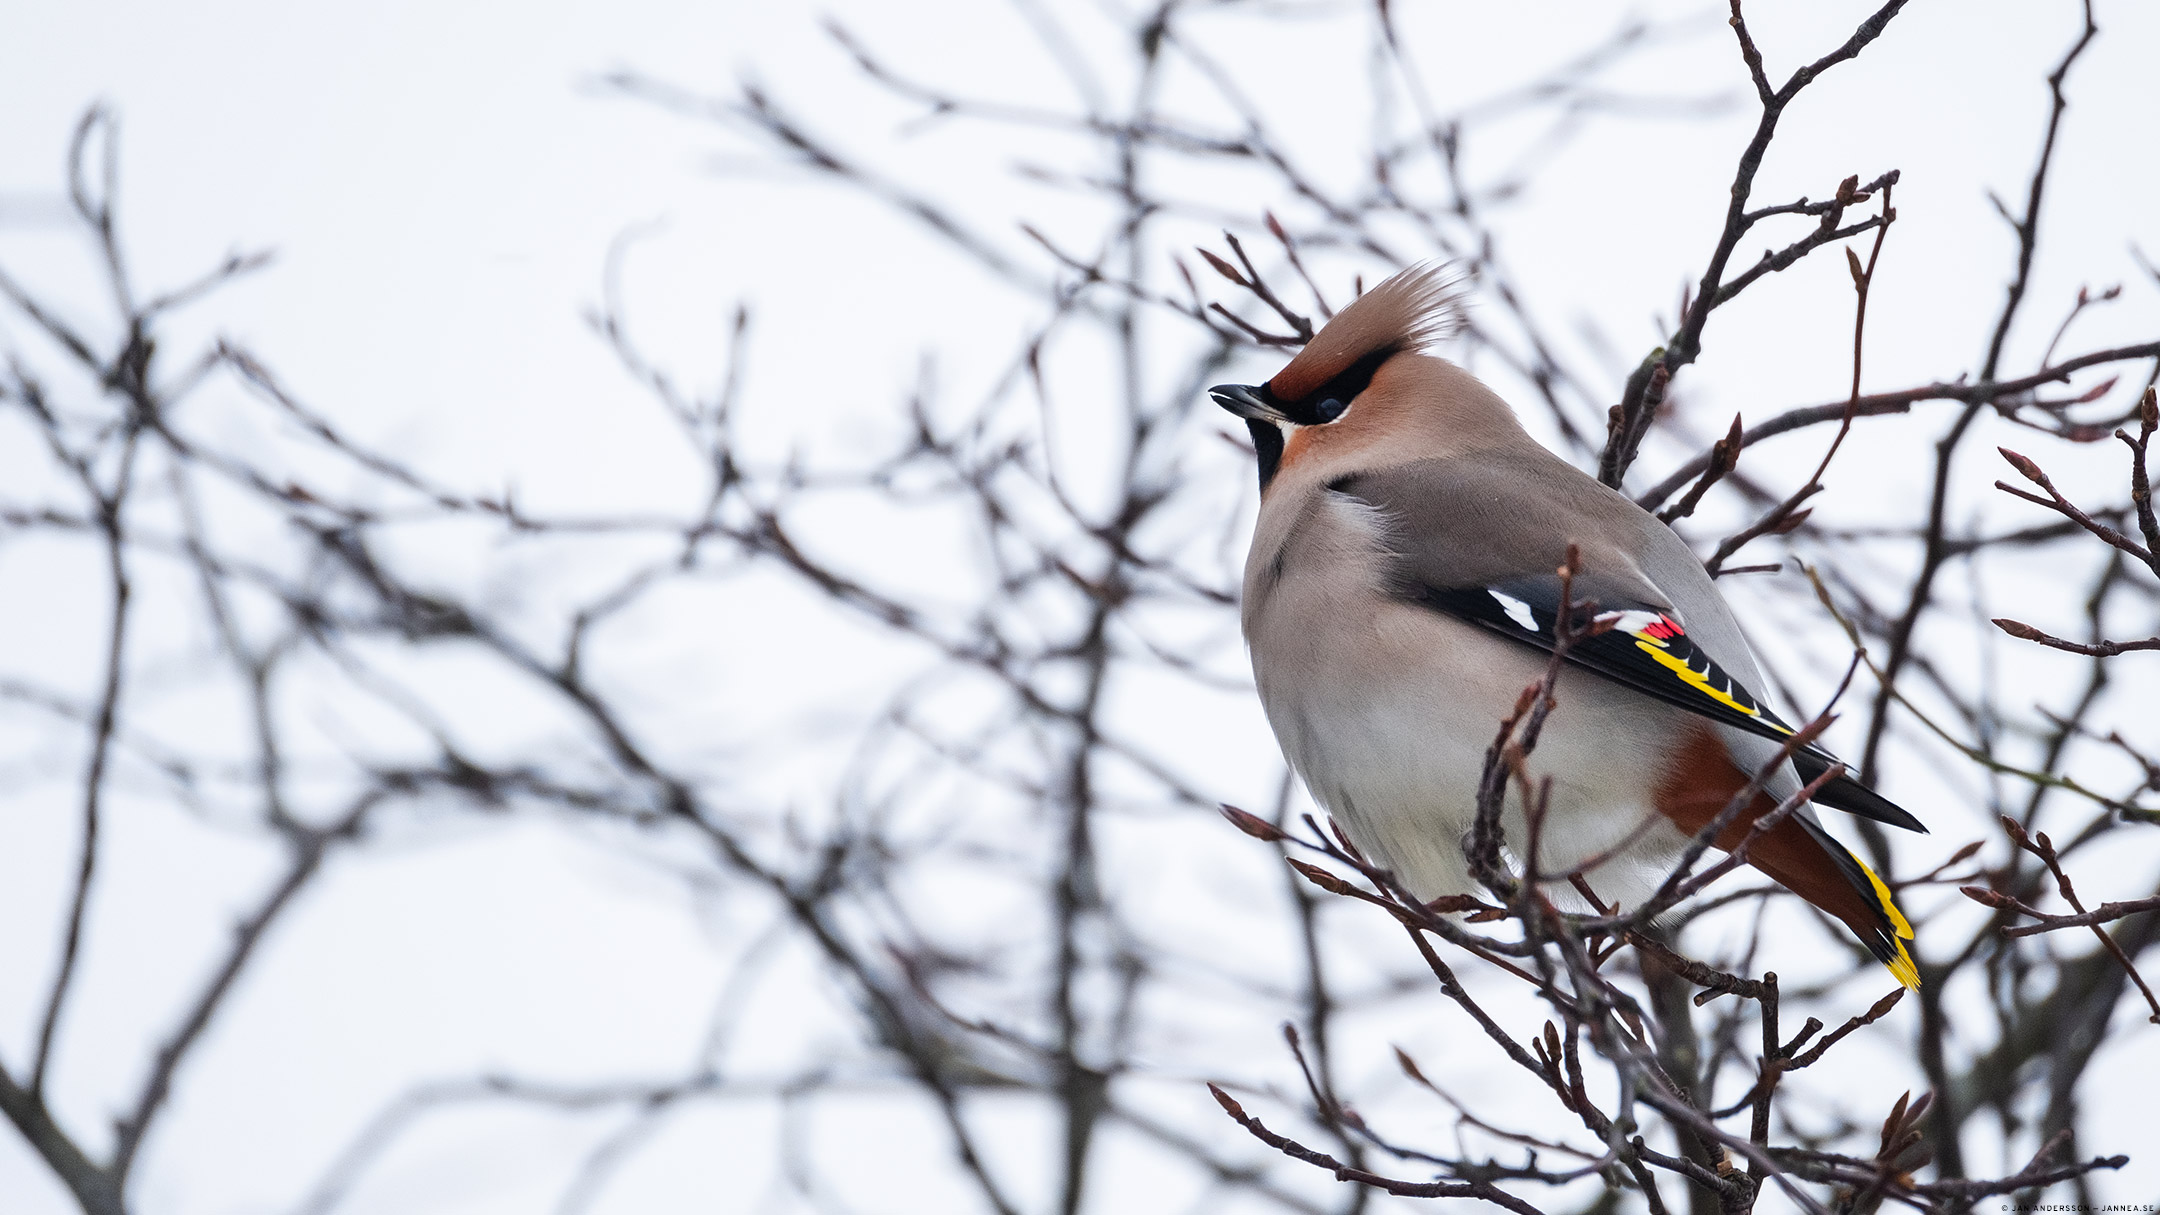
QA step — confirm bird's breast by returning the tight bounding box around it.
[1241,503,1688,903]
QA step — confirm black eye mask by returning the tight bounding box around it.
[1285,344,1395,425]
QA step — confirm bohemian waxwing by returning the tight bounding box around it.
[1212,263,1922,989]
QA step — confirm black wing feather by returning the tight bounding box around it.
[1409,578,1927,834]
[1793,753,1927,833]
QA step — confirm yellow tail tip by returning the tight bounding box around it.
[1853,852,1920,989]
[1886,940,1921,990]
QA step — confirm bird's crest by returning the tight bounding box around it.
[1267,262,1466,403]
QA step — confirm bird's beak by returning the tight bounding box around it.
[1209,383,1287,423]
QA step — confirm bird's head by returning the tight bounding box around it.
[1210,262,1474,492]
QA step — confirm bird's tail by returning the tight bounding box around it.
[1797,815,1919,990]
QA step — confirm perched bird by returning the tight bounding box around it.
[1212,263,1922,989]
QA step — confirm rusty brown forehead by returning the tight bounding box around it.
[1265,360,1324,405]
[1264,265,1454,402]
[1267,334,1390,405]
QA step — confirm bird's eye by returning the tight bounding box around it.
[1312,397,1348,423]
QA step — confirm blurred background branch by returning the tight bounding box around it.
[2,2,2157,1212]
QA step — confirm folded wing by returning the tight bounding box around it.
[1327,458,1925,834]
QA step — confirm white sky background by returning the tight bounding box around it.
[2,1,2158,1212]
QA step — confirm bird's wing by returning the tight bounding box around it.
[1329,458,1925,833]
[1408,576,1821,745]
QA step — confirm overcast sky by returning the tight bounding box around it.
[3,3,2158,1212]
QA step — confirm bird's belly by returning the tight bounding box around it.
[1254,604,1693,910]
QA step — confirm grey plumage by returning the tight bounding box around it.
[1214,263,1920,986]
[1241,408,1766,909]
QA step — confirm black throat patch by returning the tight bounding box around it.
[1247,418,1285,492]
